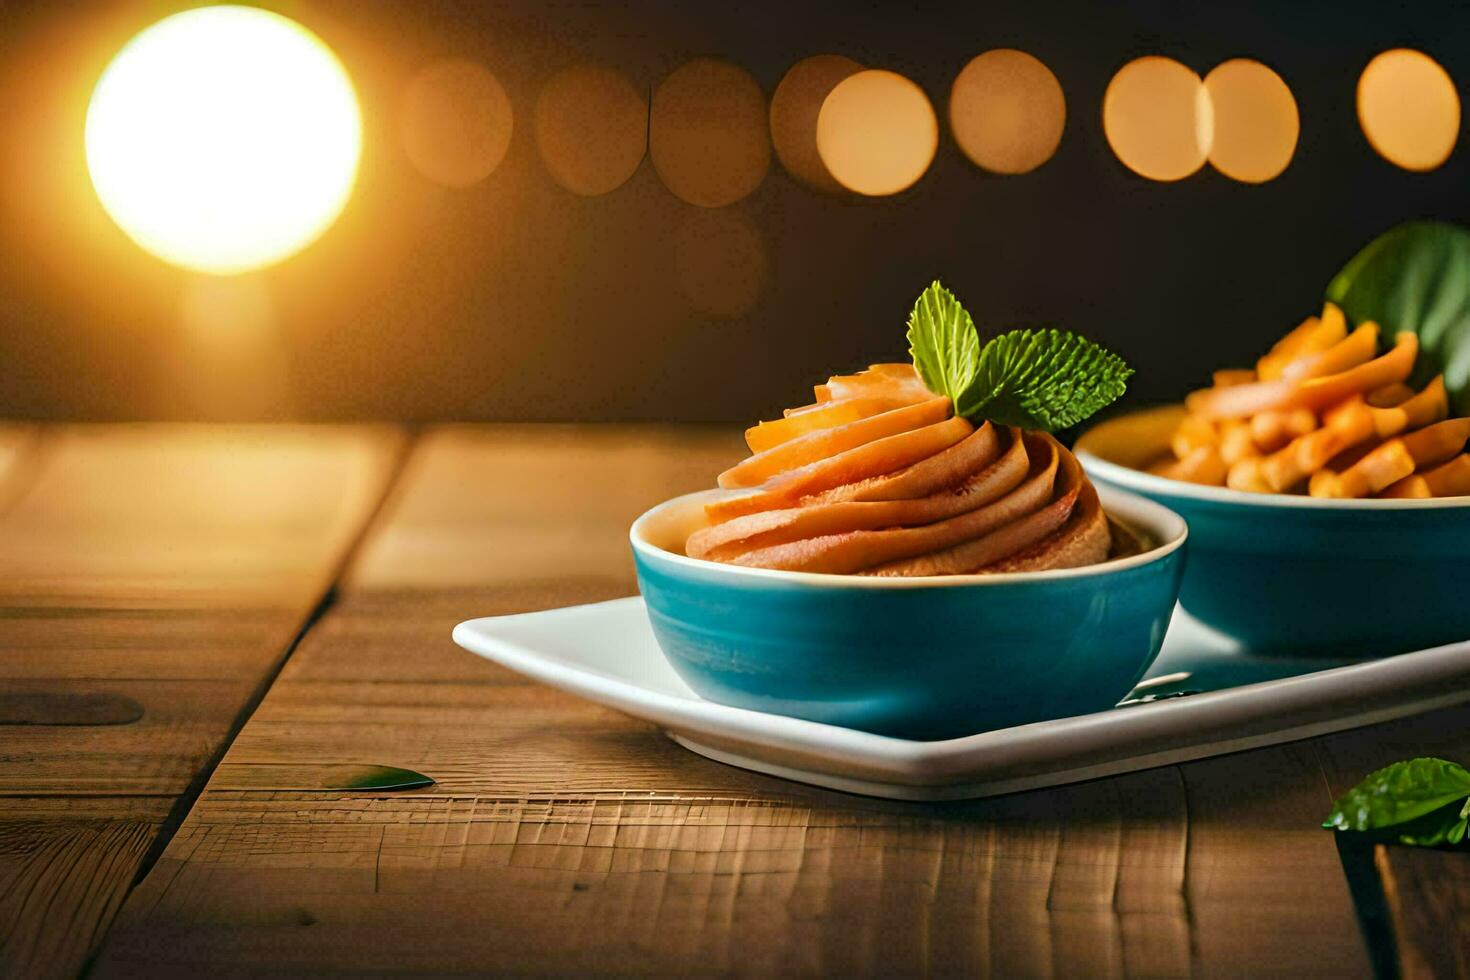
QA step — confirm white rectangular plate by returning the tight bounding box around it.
[453,598,1470,800]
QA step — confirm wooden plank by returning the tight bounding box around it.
[0,425,405,980]
[93,425,1390,976]
[1315,704,1470,979]
[0,425,402,607]
[1377,847,1470,980]
[0,424,41,515]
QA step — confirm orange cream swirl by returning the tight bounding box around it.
[687,365,1113,576]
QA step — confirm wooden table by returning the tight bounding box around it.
[2,424,1467,979]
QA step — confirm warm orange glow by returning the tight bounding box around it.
[85,6,361,275]
[180,275,276,342]
[175,275,286,416]
[534,64,647,196]
[402,59,512,189]
[1204,59,1298,183]
[650,59,770,207]
[1357,49,1460,172]
[675,209,767,316]
[1103,56,1211,182]
[770,55,864,192]
[949,49,1065,175]
[816,70,938,196]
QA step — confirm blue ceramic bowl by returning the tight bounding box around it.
[630,486,1187,740]
[1077,406,1470,659]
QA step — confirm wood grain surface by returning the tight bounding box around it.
[4,423,1467,977]
[87,423,1457,979]
[0,426,404,980]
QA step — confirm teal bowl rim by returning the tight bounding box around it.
[630,483,1188,589]
[1076,409,1470,513]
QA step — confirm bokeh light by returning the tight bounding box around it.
[769,55,864,192]
[402,59,513,189]
[650,59,769,207]
[949,49,1066,175]
[85,5,362,275]
[817,69,938,196]
[1103,56,1212,181]
[675,209,767,317]
[1357,49,1460,172]
[535,64,647,196]
[1203,59,1298,183]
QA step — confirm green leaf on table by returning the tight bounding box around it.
[957,328,1133,430]
[907,281,981,407]
[324,764,435,791]
[904,281,1131,432]
[1323,757,1470,846]
[1394,808,1469,848]
[1325,220,1470,415]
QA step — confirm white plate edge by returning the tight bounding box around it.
[452,598,1470,788]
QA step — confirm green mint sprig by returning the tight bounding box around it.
[906,281,1131,432]
[1323,757,1470,848]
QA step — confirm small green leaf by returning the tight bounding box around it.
[1323,757,1470,837]
[906,281,981,407]
[1395,809,1469,848]
[324,765,435,791]
[1326,220,1470,415]
[958,328,1133,431]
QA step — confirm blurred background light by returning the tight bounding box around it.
[650,59,769,207]
[769,54,864,192]
[675,208,767,317]
[1103,56,1211,181]
[175,275,288,417]
[1203,59,1298,183]
[949,49,1066,175]
[534,64,647,196]
[84,5,361,275]
[816,69,938,196]
[402,58,512,189]
[1357,48,1459,172]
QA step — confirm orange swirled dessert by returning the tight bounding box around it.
[1153,302,1470,498]
[686,282,1138,576]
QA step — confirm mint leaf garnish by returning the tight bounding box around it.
[1323,757,1470,848]
[907,281,981,407]
[959,328,1133,430]
[905,281,1131,432]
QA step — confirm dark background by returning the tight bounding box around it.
[2,0,1469,422]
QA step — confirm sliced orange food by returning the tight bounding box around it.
[746,396,915,454]
[981,481,1110,573]
[1367,382,1415,407]
[1311,417,1470,498]
[1257,304,1347,380]
[1186,332,1417,419]
[688,431,1032,562]
[815,363,932,404]
[1250,408,1318,453]
[817,423,1004,503]
[720,396,951,489]
[705,415,973,524]
[1365,376,1448,438]
[1260,396,1374,491]
[1171,414,1218,457]
[730,436,1061,575]
[1213,369,1257,388]
[1378,454,1470,498]
[1154,445,1227,486]
[860,438,1082,577]
[1279,323,1378,382]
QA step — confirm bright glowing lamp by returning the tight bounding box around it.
[85,6,362,275]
